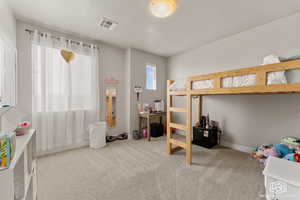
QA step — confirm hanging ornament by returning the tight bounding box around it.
[60,49,75,63]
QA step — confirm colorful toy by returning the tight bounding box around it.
[281,136,300,149]
[294,153,300,162]
[283,153,296,162]
[274,144,293,158]
[262,148,278,157]
[252,141,300,164]
[251,145,278,165]
[0,136,11,170]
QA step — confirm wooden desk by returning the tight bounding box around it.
[139,112,165,141]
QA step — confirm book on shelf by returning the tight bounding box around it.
[0,132,16,170]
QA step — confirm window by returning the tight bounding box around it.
[146,64,157,90]
[32,44,94,112]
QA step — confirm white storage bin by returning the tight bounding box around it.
[263,156,300,200]
[89,122,107,149]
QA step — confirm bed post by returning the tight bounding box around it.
[167,80,174,155]
[186,80,192,164]
[198,95,202,123]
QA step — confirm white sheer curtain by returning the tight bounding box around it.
[31,30,100,155]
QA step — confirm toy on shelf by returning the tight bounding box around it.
[15,121,31,136]
[0,133,16,170]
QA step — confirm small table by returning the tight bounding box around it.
[139,112,165,141]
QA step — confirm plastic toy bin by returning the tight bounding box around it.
[263,156,300,200]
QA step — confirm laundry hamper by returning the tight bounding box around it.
[263,156,300,200]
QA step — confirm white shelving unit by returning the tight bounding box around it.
[0,106,13,116]
[0,129,37,200]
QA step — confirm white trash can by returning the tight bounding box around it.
[89,121,107,149]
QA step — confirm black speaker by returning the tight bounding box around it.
[150,123,164,137]
[193,126,219,148]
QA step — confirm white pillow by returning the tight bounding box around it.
[263,54,280,65]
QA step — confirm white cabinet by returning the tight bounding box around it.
[0,130,37,200]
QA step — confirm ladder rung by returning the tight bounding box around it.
[171,146,184,153]
[170,139,186,149]
[169,107,187,113]
[169,123,187,131]
[169,90,186,96]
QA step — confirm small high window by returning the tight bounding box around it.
[146,64,157,90]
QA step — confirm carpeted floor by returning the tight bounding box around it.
[37,138,265,200]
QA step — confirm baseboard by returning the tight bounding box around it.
[37,142,89,157]
[221,141,253,153]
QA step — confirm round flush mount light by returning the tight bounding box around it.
[149,0,178,18]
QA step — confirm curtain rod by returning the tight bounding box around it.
[25,29,99,50]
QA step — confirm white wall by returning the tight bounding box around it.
[0,0,16,46]
[15,20,128,136]
[127,48,167,137]
[99,42,127,136]
[167,12,300,149]
[0,0,16,131]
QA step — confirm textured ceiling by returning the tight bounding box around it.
[9,0,300,56]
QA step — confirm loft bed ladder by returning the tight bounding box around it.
[166,80,197,165]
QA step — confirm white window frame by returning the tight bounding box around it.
[146,63,157,90]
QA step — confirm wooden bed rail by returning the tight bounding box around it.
[188,59,300,95]
[188,59,300,82]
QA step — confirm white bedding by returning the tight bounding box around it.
[192,79,214,89]
[222,74,256,88]
[170,71,288,91]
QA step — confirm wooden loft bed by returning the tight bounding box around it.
[166,59,300,165]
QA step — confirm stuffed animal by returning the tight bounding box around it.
[251,145,278,165]
[283,153,296,162]
[281,136,300,149]
[274,144,293,158]
[294,153,300,162]
[262,148,278,158]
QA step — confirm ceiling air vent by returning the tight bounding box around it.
[99,17,119,30]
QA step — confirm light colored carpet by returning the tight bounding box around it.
[37,138,265,200]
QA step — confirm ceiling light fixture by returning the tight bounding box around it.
[149,0,178,18]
